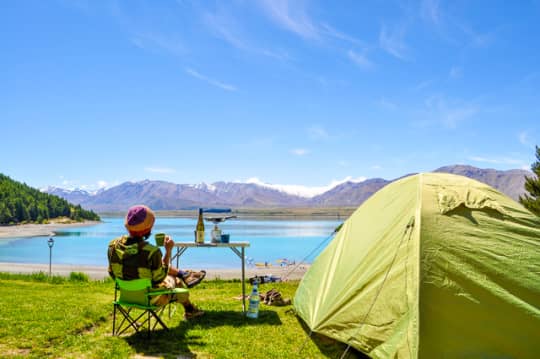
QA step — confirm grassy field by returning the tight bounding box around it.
[0,272,364,358]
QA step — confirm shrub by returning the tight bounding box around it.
[69,272,90,282]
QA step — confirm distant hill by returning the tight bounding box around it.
[433,165,530,201]
[44,165,532,212]
[47,180,308,212]
[308,178,390,207]
[0,174,100,224]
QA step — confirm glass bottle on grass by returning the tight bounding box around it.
[246,280,260,319]
[195,208,205,244]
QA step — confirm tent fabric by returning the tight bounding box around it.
[294,173,540,358]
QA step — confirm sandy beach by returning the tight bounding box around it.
[0,261,308,281]
[0,220,101,240]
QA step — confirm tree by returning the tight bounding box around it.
[0,173,100,224]
[519,145,540,216]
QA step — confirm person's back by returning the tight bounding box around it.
[108,235,167,285]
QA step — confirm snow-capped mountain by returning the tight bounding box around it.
[43,165,532,212]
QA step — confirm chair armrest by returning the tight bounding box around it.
[147,288,189,297]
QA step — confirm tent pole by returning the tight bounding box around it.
[297,330,314,355]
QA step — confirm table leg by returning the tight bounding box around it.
[172,247,188,268]
[241,247,246,313]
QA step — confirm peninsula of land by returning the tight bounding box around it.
[0,220,101,240]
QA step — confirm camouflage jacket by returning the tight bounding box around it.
[107,235,169,287]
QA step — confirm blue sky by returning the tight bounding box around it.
[1,0,539,196]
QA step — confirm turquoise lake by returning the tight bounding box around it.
[0,217,341,269]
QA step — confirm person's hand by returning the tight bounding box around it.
[164,235,175,251]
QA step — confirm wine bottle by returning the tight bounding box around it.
[195,208,205,243]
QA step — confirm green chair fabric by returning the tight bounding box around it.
[112,278,189,337]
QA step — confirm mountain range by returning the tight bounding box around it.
[44,165,532,212]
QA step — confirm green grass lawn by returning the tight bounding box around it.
[0,272,363,358]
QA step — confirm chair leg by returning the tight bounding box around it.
[148,310,151,338]
[112,304,117,336]
[113,305,170,337]
[116,307,147,336]
[150,310,169,331]
[115,307,135,336]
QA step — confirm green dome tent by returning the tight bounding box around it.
[294,173,540,358]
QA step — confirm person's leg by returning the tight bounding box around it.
[151,275,179,306]
[172,276,204,319]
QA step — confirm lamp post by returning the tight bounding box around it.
[47,237,54,277]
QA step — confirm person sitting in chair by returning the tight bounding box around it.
[107,205,205,320]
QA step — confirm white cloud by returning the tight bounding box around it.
[242,176,366,198]
[258,48,290,61]
[259,0,368,50]
[378,98,397,110]
[347,50,373,70]
[320,23,365,46]
[423,95,479,129]
[468,156,526,166]
[144,167,176,174]
[458,23,493,48]
[185,68,237,92]
[258,1,375,70]
[519,131,534,148]
[371,165,383,170]
[468,156,499,164]
[203,11,289,61]
[290,148,309,156]
[239,137,276,148]
[204,12,246,49]
[379,24,409,60]
[308,125,329,140]
[441,106,477,128]
[519,71,540,86]
[421,0,441,24]
[449,66,463,79]
[54,177,114,192]
[413,79,433,91]
[97,180,108,189]
[259,0,318,40]
[338,160,349,167]
[130,33,186,56]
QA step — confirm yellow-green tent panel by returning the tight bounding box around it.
[294,173,540,358]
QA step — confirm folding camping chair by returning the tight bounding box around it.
[112,278,188,337]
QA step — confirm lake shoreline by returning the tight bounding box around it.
[0,261,308,281]
[0,216,324,280]
[100,207,355,221]
[0,220,101,240]
[0,208,350,241]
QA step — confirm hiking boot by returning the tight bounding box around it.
[184,307,205,320]
[181,270,206,288]
[264,289,291,306]
[262,289,278,305]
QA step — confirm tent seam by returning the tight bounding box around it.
[340,194,417,358]
[412,172,423,358]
